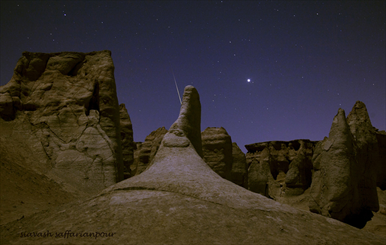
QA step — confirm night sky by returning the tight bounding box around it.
[1,1,385,152]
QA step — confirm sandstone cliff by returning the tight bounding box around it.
[0,51,126,207]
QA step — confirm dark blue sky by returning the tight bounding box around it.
[1,1,385,152]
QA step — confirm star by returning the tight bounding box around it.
[247,79,251,83]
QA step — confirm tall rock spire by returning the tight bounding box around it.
[167,85,203,157]
[309,105,379,228]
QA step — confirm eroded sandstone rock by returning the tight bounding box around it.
[230,142,248,188]
[119,103,135,179]
[246,139,316,198]
[132,127,168,175]
[309,104,380,228]
[0,51,123,196]
[202,127,233,180]
[2,86,384,245]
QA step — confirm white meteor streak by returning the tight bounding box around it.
[171,68,182,104]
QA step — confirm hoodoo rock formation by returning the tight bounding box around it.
[2,86,384,245]
[309,103,381,228]
[243,101,385,232]
[0,51,127,200]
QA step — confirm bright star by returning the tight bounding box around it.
[247,79,251,82]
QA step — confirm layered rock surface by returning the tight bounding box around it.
[0,51,125,198]
[2,86,384,245]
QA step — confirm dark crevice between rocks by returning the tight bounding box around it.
[85,82,100,116]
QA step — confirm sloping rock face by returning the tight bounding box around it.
[0,51,124,196]
[119,103,135,179]
[0,137,78,225]
[201,127,233,180]
[246,140,316,198]
[309,104,380,228]
[2,86,384,245]
[132,127,168,175]
[135,126,248,188]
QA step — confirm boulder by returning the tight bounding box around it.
[2,85,384,245]
[0,51,124,196]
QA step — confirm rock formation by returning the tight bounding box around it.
[309,104,379,228]
[376,130,386,189]
[201,127,233,180]
[230,142,248,188]
[2,86,384,245]
[132,127,168,175]
[119,103,135,179]
[134,126,248,188]
[246,140,316,198]
[0,51,124,196]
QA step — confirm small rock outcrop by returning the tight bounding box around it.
[2,86,384,245]
[309,103,380,228]
[246,140,316,198]
[0,51,124,196]
[119,103,135,179]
